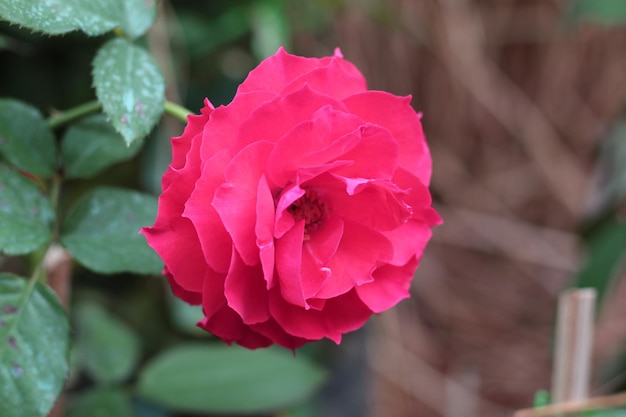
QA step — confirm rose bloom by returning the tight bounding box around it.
[141,48,441,350]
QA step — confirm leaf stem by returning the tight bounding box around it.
[164,100,193,122]
[47,101,102,129]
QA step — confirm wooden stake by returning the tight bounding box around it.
[551,288,596,404]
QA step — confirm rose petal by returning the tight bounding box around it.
[274,184,304,239]
[280,57,367,99]
[141,128,206,294]
[250,320,311,350]
[237,47,365,98]
[212,141,273,265]
[163,267,201,305]
[198,307,272,349]
[170,98,213,171]
[267,106,364,187]
[236,85,347,154]
[382,220,433,266]
[314,220,393,299]
[329,124,399,180]
[355,260,418,313]
[201,268,227,319]
[275,219,307,308]
[200,91,275,161]
[224,249,270,324]
[343,91,432,185]
[269,288,372,343]
[256,175,277,288]
[322,176,410,231]
[183,150,232,273]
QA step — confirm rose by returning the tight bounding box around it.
[141,47,441,350]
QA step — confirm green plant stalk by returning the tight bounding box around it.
[164,100,194,122]
[47,100,193,129]
[47,100,102,129]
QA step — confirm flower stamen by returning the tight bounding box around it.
[287,188,327,237]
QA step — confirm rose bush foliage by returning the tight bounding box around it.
[142,48,441,349]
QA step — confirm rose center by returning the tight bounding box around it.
[287,189,327,236]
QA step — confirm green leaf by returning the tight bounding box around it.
[566,0,626,26]
[61,114,143,179]
[167,292,205,336]
[92,38,165,146]
[60,186,162,275]
[0,99,56,177]
[581,409,626,417]
[67,388,134,417]
[0,273,70,417]
[137,344,327,414]
[0,165,54,255]
[598,119,626,210]
[0,0,156,37]
[573,221,626,307]
[75,303,140,384]
[117,0,157,39]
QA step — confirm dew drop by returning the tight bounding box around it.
[120,114,129,124]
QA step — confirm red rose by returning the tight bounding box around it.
[141,48,441,349]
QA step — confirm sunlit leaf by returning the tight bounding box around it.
[137,344,327,414]
[0,0,156,37]
[0,99,56,177]
[60,186,162,274]
[92,38,165,146]
[0,273,70,417]
[0,165,54,255]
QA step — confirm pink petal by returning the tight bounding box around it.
[267,106,364,187]
[201,267,227,319]
[200,91,275,161]
[183,150,232,273]
[314,220,393,299]
[224,249,270,324]
[170,98,213,171]
[237,47,364,97]
[322,176,410,231]
[236,85,347,154]
[198,306,272,349]
[141,132,206,295]
[329,124,399,180]
[381,220,433,266]
[280,57,367,99]
[142,215,206,294]
[269,288,372,343]
[256,175,276,288]
[343,91,432,185]
[250,320,311,350]
[273,184,304,239]
[212,141,273,265]
[163,267,201,305]
[275,219,307,308]
[355,260,418,313]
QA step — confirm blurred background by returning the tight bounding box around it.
[2,0,626,416]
